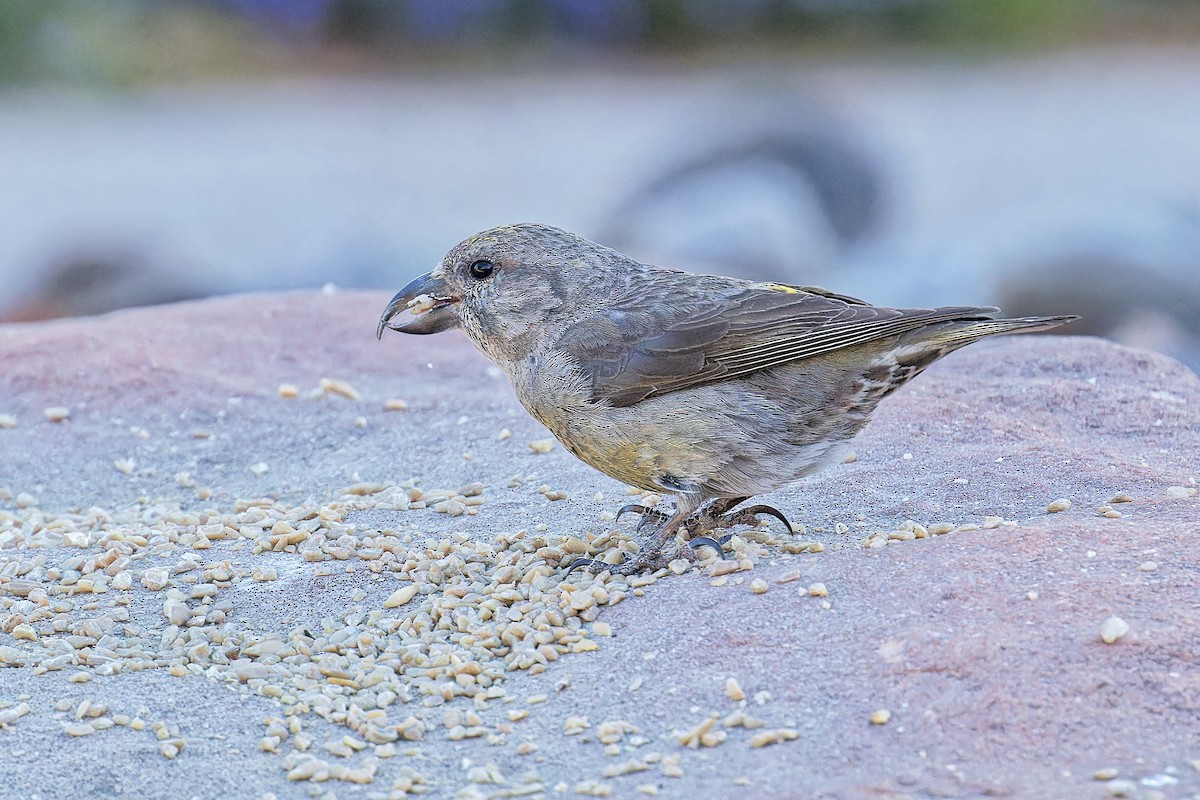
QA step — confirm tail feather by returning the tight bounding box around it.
[928,314,1080,348]
[858,313,1078,403]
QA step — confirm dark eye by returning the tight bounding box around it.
[469,260,495,280]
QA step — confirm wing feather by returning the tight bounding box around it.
[558,276,993,408]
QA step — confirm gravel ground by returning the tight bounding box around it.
[1,291,1198,800]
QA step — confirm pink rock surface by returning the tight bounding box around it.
[1,291,1197,799]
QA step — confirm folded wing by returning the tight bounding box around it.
[559,279,995,408]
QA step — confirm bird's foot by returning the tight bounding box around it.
[608,549,674,576]
[570,504,693,575]
[714,503,795,536]
[615,503,671,532]
[567,549,673,576]
[676,499,795,557]
[572,537,723,574]
[569,500,796,574]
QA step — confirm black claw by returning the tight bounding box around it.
[608,554,670,576]
[687,536,726,557]
[730,504,795,535]
[567,556,601,573]
[615,503,649,522]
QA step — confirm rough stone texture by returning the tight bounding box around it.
[1,291,1198,800]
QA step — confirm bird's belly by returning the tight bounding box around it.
[555,424,662,492]
[537,398,755,495]
[507,360,867,498]
[503,356,674,491]
[519,400,659,491]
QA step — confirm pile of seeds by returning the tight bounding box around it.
[0,480,815,796]
[4,471,1189,795]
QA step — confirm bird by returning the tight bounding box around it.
[378,223,1077,574]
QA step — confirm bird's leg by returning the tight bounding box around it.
[569,506,693,575]
[568,500,677,573]
[684,497,747,529]
[607,507,693,575]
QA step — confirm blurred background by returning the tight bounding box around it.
[1,0,1198,370]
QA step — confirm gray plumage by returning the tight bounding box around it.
[379,223,1077,573]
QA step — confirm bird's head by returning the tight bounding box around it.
[377,223,629,361]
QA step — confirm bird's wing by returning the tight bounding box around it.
[560,280,992,408]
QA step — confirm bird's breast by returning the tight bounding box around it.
[500,352,663,492]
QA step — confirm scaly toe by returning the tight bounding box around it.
[641,514,672,533]
[605,550,675,576]
[615,503,670,532]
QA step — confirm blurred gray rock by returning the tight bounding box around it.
[602,102,882,283]
[3,49,1200,374]
[999,254,1200,373]
[0,247,207,322]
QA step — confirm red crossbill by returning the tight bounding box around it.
[379,223,1076,574]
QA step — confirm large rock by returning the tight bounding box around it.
[0,292,1197,799]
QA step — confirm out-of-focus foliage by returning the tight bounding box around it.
[3,0,1199,85]
[326,0,1098,47]
[324,0,1200,48]
[0,1,287,85]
